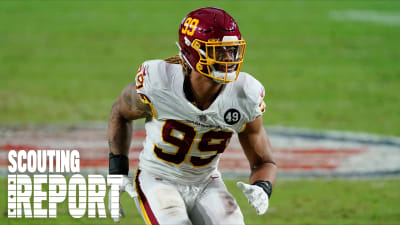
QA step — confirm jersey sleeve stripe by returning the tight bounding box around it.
[138,93,158,119]
[149,103,157,119]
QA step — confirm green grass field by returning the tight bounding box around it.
[1,178,400,225]
[1,1,400,225]
[1,1,399,135]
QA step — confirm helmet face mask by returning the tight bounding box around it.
[193,38,246,83]
[178,7,246,83]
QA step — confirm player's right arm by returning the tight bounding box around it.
[108,82,152,173]
[107,82,152,222]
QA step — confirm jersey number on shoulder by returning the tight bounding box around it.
[154,120,233,167]
[135,64,146,90]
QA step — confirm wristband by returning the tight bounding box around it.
[252,180,273,199]
[109,152,129,175]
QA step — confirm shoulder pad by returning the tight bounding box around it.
[233,72,266,121]
[135,60,176,91]
[235,72,265,105]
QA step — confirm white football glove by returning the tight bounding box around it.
[237,182,269,215]
[108,175,137,222]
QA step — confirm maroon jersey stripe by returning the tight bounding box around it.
[135,170,160,225]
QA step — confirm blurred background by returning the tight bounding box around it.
[1,1,400,224]
[1,0,399,135]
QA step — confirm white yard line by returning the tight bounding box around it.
[330,10,400,26]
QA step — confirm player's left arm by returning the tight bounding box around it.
[239,116,277,185]
[237,115,277,215]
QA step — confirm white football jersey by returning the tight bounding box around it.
[135,60,266,184]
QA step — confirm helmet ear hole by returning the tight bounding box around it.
[183,47,191,56]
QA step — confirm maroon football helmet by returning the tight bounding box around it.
[178,7,246,83]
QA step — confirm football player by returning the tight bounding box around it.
[108,7,277,225]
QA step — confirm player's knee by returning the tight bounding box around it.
[161,204,186,217]
[153,185,191,223]
[155,186,185,209]
[215,192,244,224]
[159,205,192,225]
[219,191,239,215]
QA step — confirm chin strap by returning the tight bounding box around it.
[211,69,237,83]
